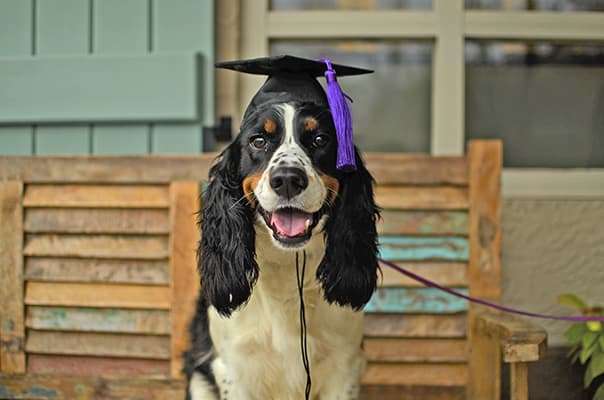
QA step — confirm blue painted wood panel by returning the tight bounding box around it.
[0,0,32,56]
[0,0,214,155]
[379,236,469,261]
[35,0,90,154]
[91,0,150,154]
[0,1,34,154]
[365,287,469,313]
[0,54,202,124]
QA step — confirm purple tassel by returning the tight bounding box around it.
[319,58,356,172]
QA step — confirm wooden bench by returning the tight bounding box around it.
[0,140,546,399]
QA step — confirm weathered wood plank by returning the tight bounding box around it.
[467,141,504,398]
[24,258,169,285]
[27,355,169,377]
[364,314,467,338]
[362,363,468,386]
[0,181,25,372]
[24,208,169,234]
[365,288,468,313]
[510,362,529,400]
[0,155,216,183]
[364,338,467,362]
[26,307,170,335]
[0,374,183,399]
[24,234,169,259]
[23,184,170,208]
[169,182,201,379]
[26,331,170,359]
[468,140,502,301]
[364,153,469,186]
[25,282,170,309]
[378,262,467,287]
[375,186,469,210]
[360,385,465,400]
[379,236,469,261]
[378,210,468,236]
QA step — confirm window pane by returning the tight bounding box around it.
[271,0,432,11]
[271,40,433,152]
[465,41,604,167]
[465,0,604,11]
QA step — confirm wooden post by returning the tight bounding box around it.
[468,314,501,400]
[467,140,503,399]
[0,181,26,372]
[169,182,201,379]
[510,362,529,400]
[468,140,502,301]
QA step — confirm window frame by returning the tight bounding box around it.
[233,0,604,198]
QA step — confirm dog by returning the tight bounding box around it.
[185,57,379,400]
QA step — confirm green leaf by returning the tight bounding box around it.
[581,339,598,364]
[594,383,604,400]
[567,344,580,358]
[586,359,595,388]
[584,332,600,350]
[558,293,588,312]
[592,351,604,381]
[564,323,588,345]
[599,336,604,352]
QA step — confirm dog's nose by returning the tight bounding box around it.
[270,167,308,198]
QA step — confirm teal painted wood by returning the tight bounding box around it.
[93,125,149,154]
[153,0,214,126]
[35,0,91,154]
[0,0,214,154]
[378,210,468,236]
[35,125,92,155]
[91,0,151,154]
[0,127,33,154]
[364,287,469,313]
[152,0,214,152]
[35,0,90,55]
[0,0,32,56]
[151,124,202,153]
[0,1,35,154]
[0,54,203,124]
[93,0,149,54]
[26,306,170,335]
[379,236,469,261]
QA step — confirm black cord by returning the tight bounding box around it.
[296,250,311,400]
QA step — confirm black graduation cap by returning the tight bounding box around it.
[216,55,373,172]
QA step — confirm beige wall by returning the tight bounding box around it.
[502,199,604,346]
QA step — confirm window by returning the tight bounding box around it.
[233,0,604,196]
[271,40,433,152]
[466,41,604,168]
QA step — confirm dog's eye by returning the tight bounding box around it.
[312,134,329,148]
[250,135,267,149]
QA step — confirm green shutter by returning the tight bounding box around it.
[0,0,214,155]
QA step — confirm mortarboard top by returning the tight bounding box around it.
[216,55,373,172]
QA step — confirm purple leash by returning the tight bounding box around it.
[378,258,604,322]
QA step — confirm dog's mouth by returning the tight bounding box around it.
[260,206,323,246]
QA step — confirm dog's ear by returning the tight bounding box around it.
[317,149,380,310]
[198,142,258,317]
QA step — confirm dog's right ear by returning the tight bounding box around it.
[198,142,258,317]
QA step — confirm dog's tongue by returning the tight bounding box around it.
[270,209,311,237]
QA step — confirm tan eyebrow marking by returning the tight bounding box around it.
[304,117,318,132]
[264,119,277,134]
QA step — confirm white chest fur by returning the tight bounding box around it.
[207,227,366,400]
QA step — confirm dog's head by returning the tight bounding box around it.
[199,57,379,316]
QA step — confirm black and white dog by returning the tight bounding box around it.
[185,57,379,400]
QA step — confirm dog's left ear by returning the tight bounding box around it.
[317,149,380,310]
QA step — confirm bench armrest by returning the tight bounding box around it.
[473,309,547,363]
[468,309,548,400]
